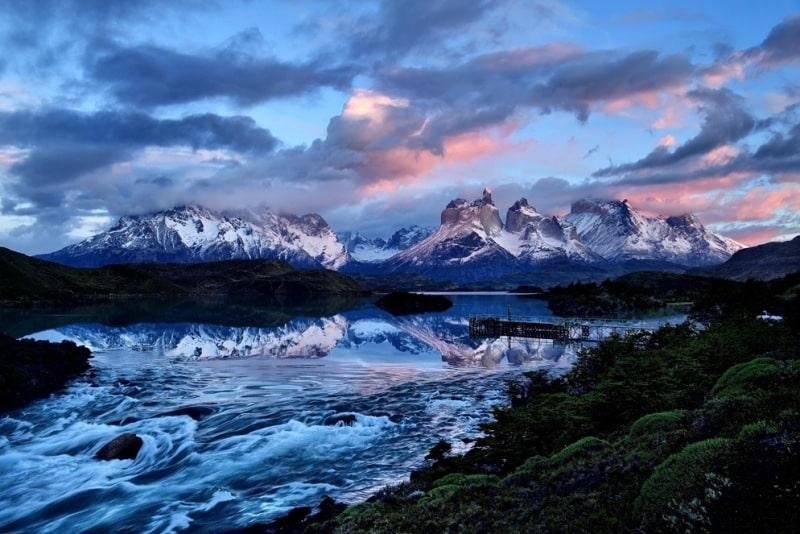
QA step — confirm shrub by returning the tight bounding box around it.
[629,410,687,438]
[636,438,733,530]
[712,358,783,399]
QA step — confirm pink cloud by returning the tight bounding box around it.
[723,226,794,246]
[733,185,800,221]
[657,134,677,147]
[702,60,746,88]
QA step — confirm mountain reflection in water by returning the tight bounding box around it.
[23,297,613,368]
[0,295,685,532]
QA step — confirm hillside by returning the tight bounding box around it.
[0,247,366,306]
[543,271,725,317]
[0,247,183,304]
[692,235,800,280]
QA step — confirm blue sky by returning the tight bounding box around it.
[0,0,798,254]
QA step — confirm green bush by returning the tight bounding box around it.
[629,410,687,437]
[636,438,733,529]
[549,436,608,465]
[432,473,499,489]
[712,358,783,398]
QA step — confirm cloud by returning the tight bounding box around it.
[743,15,800,67]
[702,16,800,86]
[593,88,757,177]
[0,108,278,208]
[346,0,502,59]
[88,34,357,107]
[374,45,694,151]
[0,0,214,73]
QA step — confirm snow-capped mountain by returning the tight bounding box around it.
[496,198,597,264]
[383,189,519,280]
[381,190,597,280]
[338,226,433,263]
[48,316,348,359]
[563,199,743,267]
[379,190,742,280]
[39,205,350,269]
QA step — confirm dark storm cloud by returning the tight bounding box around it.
[593,88,757,177]
[88,39,357,107]
[0,108,278,205]
[0,109,278,155]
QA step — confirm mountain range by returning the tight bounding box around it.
[39,190,745,283]
[338,226,433,262]
[39,205,349,269]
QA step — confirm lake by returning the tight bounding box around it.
[0,295,684,532]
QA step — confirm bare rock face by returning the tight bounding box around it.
[95,433,143,461]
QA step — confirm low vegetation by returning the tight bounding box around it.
[544,270,800,319]
[279,275,800,533]
[0,247,367,306]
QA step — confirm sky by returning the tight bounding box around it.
[0,0,798,254]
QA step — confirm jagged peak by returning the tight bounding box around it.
[570,197,629,213]
[666,213,702,228]
[446,198,469,209]
[472,187,494,207]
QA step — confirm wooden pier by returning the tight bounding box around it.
[468,315,647,342]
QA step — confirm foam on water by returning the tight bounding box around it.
[0,295,685,531]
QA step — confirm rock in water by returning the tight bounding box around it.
[375,292,452,316]
[324,413,358,426]
[95,433,143,461]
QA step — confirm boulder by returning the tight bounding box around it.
[160,405,215,420]
[95,433,143,461]
[324,413,357,426]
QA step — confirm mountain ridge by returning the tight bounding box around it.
[36,192,744,282]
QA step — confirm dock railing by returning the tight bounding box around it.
[468,315,650,342]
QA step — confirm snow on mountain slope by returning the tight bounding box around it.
[39,205,350,269]
[383,190,595,279]
[384,189,517,280]
[501,198,597,263]
[339,226,434,262]
[563,199,743,266]
[50,316,348,359]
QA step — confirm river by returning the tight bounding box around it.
[0,295,683,532]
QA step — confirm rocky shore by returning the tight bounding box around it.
[0,334,91,411]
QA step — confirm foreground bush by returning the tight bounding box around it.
[315,316,800,533]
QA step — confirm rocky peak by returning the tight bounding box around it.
[507,198,545,233]
[439,190,502,236]
[475,187,494,206]
[666,213,701,229]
